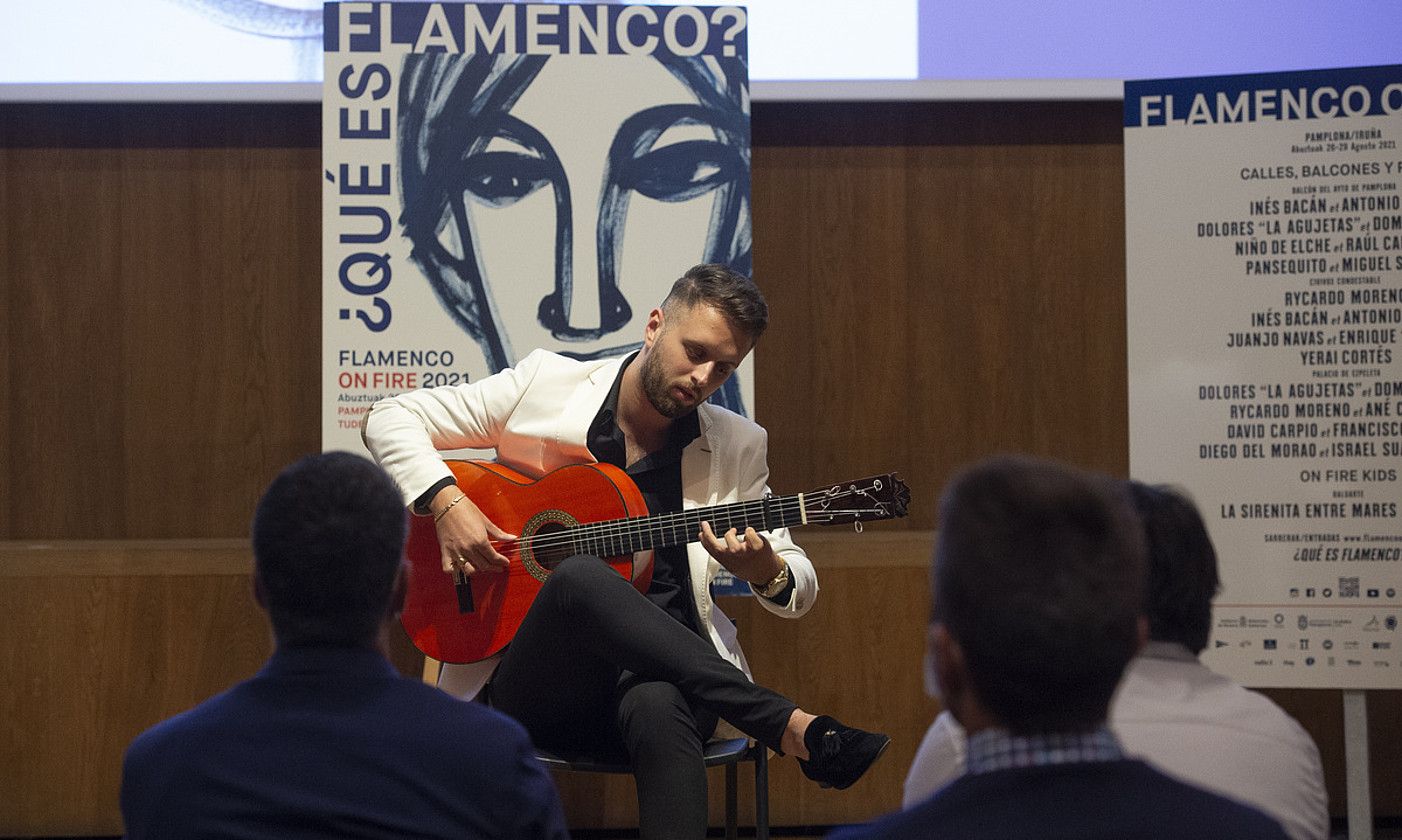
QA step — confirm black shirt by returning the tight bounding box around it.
[586,353,706,636]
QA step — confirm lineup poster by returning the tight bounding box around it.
[1126,65,1402,688]
[322,3,755,593]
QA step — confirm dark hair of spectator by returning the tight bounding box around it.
[931,455,1146,734]
[252,452,407,647]
[1128,481,1220,654]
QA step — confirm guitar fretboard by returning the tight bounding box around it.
[565,493,806,558]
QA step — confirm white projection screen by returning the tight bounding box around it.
[2,0,1398,102]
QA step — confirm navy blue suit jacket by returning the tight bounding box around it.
[121,645,568,839]
[831,758,1288,840]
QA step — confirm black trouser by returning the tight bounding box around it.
[489,556,796,840]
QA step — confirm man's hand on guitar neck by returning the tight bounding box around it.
[429,485,517,575]
[698,521,783,588]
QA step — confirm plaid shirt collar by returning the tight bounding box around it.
[965,726,1123,775]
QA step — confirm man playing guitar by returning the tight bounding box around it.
[363,264,890,839]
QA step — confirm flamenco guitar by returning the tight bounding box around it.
[401,460,910,664]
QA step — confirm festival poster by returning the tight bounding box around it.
[1126,65,1402,688]
[322,2,754,592]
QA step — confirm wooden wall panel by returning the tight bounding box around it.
[2,142,127,538]
[0,105,322,541]
[0,137,10,538]
[753,102,1128,530]
[0,543,270,836]
[116,139,321,538]
[750,112,914,494]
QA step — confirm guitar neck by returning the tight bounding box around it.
[569,493,806,558]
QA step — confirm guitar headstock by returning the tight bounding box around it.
[802,474,910,526]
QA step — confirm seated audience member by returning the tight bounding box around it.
[835,456,1287,840]
[120,452,567,840]
[903,481,1327,840]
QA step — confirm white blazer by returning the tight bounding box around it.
[363,348,817,702]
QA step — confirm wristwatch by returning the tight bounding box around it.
[753,561,790,599]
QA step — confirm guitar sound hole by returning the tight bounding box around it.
[531,522,577,572]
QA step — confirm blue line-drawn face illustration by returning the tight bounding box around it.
[398,51,752,411]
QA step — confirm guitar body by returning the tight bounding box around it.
[401,460,654,664]
[398,461,910,665]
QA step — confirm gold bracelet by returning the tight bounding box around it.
[433,493,467,522]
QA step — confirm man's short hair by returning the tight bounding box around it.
[252,452,407,647]
[1128,482,1219,655]
[662,263,768,342]
[931,455,1146,734]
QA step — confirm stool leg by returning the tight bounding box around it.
[726,761,738,840]
[755,748,769,840]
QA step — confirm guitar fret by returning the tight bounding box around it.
[610,516,626,555]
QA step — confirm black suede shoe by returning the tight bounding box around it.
[797,715,892,790]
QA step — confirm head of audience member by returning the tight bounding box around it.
[928,455,1147,736]
[251,452,408,649]
[1128,481,1219,655]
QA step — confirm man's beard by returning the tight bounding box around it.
[639,348,694,419]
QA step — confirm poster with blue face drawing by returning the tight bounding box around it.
[322,2,753,454]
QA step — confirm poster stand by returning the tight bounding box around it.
[1344,689,1372,840]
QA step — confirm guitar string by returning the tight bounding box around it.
[476,494,889,558]
[490,496,808,556]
